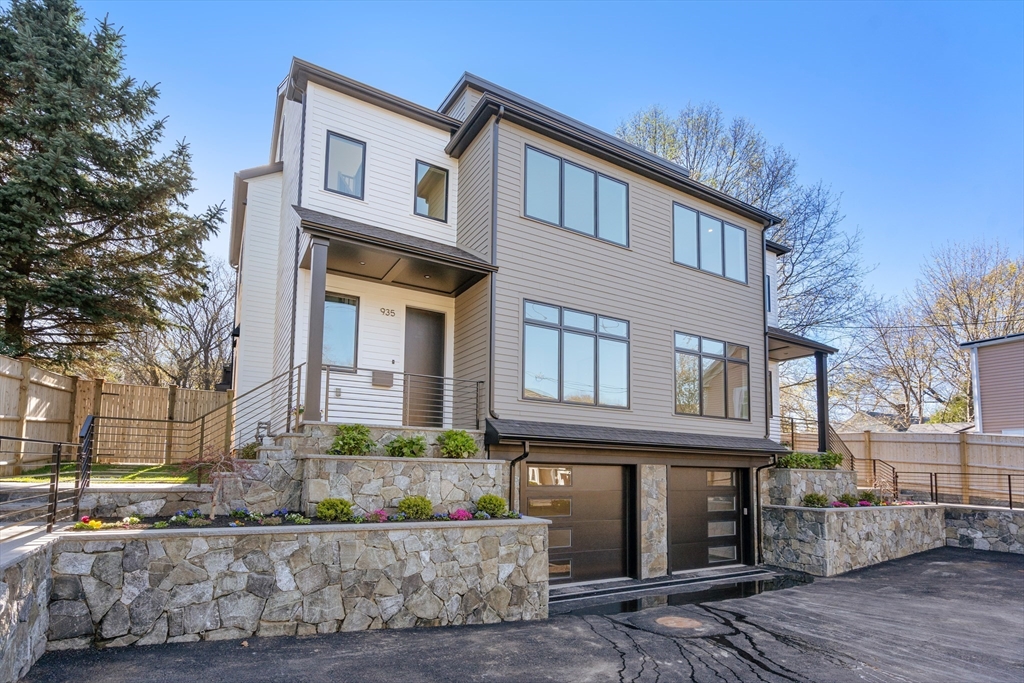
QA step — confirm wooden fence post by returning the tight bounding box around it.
[164,385,177,465]
[959,431,970,505]
[66,375,79,443]
[92,378,104,464]
[14,358,32,475]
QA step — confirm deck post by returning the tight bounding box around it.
[304,236,330,424]
[814,351,828,454]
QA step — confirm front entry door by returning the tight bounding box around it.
[669,467,744,572]
[403,307,445,427]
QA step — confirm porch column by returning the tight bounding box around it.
[815,350,828,453]
[304,236,329,422]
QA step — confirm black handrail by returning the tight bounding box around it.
[0,433,87,540]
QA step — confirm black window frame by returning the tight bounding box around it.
[522,299,630,409]
[413,159,449,223]
[673,332,750,421]
[523,144,630,248]
[323,293,360,371]
[672,202,749,284]
[323,131,367,200]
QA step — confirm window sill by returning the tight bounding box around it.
[518,396,632,413]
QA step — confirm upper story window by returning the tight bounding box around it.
[414,161,448,222]
[524,146,628,246]
[325,132,366,199]
[523,300,629,407]
[673,204,747,283]
[674,332,749,420]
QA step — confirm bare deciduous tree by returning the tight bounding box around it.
[112,259,235,389]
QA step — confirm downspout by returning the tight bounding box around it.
[754,454,777,565]
[761,225,771,439]
[487,105,506,420]
[507,440,529,511]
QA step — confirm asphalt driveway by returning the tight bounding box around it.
[25,547,1024,683]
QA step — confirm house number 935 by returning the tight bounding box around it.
[380,308,396,317]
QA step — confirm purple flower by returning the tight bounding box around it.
[858,500,872,506]
[450,509,472,521]
[830,501,850,508]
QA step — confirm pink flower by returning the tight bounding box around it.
[80,516,90,523]
[450,509,472,521]
[857,500,872,506]
[830,501,849,508]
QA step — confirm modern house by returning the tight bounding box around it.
[228,58,834,583]
[961,333,1024,435]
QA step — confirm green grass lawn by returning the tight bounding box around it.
[0,463,197,484]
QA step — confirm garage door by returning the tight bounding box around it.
[669,467,744,572]
[524,464,629,584]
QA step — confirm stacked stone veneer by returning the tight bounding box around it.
[303,456,504,517]
[44,518,548,651]
[295,423,486,461]
[1,540,53,683]
[79,486,214,519]
[761,468,858,507]
[762,505,945,576]
[639,465,668,579]
[945,506,1024,554]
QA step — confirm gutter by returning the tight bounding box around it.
[487,106,505,420]
[762,227,771,440]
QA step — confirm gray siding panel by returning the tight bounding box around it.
[491,121,767,439]
[977,339,1024,433]
[455,122,492,262]
[454,277,491,427]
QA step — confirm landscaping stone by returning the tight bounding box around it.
[944,506,1023,554]
[43,519,547,651]
[639,464,668,579]
[762,468,858,507]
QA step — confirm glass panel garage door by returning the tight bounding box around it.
[669,467,744,572]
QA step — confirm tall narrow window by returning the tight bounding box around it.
[524,145,629,246]
[523,301,629,407]
[325,133,366,199]
[323,295,358,368]
[672,203,748,283]
[414,161,448,221]
[674,332,749,420]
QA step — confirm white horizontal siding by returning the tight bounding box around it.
[273,98,303,378]
[302,83,458,245]
[766,251,780,328]
[236,173,282,395]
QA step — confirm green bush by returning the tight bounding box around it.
[316,498,353,521]
[801,493,829,508]
[475,494,507,517]
[860,490,881,505]
[838,493,859,507]
[397,495,433,520]
[385,435,427,458]
[776,452,843,470]
[327,424,375,456]
[236,441,260,460]
[437,429,478,459]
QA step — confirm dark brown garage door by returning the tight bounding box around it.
[524,464,629,584]
[668,467,744,572]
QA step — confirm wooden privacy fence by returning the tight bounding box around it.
[0,355,230,474]
[840,430,1024,505]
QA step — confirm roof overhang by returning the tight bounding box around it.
[447,93,782,228]
[959,333,1024,350]
[485,418,789,455]
[765,239,791,256]
[295,206,494,296]
[767,326,838,361]
[228,162,284,267]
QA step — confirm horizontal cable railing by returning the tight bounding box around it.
[894,471,1023,509]
[0,434,86,541]
[317,365,483,431]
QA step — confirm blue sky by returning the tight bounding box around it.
[79,0,1024,298]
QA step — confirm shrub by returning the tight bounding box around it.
[397,495,433,520]
[327,424,375,456]
[776,452,843,470]
[801,493,829,508]
[437,429,477,459]
[475,494,507,517]
[860,490,881,505]
[837,493,859,507]
[385,435,427,458]
[259,516,282,526]
[316,498,353,522]
[236,441,260,460]
[153,521,169,529]
[186,517,211,527]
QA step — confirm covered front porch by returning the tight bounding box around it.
[295,207,495,430]
[767,326,838,453]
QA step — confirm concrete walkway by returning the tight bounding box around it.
[24,547,1024,683]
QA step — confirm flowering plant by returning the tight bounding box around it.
[830,501,850,508]
[857,500,872,506]
[450,509,473,521]
[367,509,388,523]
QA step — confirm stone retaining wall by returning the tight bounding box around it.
[761,504,945,576]
[292,423,486,460]
[79,487,214,519]
[45,518,547,650]
[944,506,1024,554]
[761,468,859,507]
[302,456,505,517]
[0,539,53,683]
